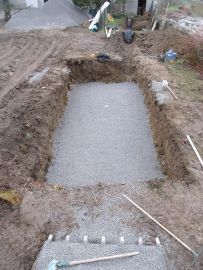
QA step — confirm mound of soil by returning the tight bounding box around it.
[135,28,188,56]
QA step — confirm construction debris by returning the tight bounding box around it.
[0,189,22,205]
[89,1,110,31]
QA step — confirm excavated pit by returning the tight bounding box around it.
[46,58,163,186]
[43,57,191,185]
[47,81,163,186]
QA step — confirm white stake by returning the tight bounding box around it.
[123,194,198,256]
[165,0,171,20]
[152,19,157,31]
[187,135,203,168]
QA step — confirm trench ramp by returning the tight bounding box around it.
[32,238,170,270]
[6,0,87,30]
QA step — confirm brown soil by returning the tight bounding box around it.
[0,27,202,270]
[135,28,188,56]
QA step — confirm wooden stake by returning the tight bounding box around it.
[123,194,198,257]
[151,20,156,31]
[166,85,178,99]
[162,80,178,99]
[165,0,171,20]
[69,251,139,266]
[187,135,203,168]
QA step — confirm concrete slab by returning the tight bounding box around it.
[32,241,169,270]
[47,82,163,187]
[5,0,88,30]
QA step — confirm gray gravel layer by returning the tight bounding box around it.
[32,241,168,270]
[6,0,87,30]
[47,82,163,187]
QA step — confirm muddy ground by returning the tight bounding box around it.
[0,27,202,270]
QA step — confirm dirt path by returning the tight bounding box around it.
[0,29,104,101]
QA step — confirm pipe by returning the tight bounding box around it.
[89,1,110,30]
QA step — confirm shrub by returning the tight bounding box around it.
[182,32,203,65]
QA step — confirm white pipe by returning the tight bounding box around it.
[89,1,110,30]
[187,135,203,168]
[123,194,198,256]
[69,251,139,266]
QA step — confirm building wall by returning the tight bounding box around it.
[125,0,154,15]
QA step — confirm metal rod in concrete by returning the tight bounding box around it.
[187,135,203,168]
[69,251,139,266]
[123,194,198,256]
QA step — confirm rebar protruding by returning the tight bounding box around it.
[120,236,125,245]
[156,237,161,246]
[47,234,53,242]
[65,235,70,242]
[101,236,106,245]
[83,235,88,243]
[138,237,143,245]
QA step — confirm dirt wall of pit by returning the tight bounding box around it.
[65,54,191,182]
[128,49,190,181]
[0,51,192,187]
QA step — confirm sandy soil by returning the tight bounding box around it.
[0,27,202,270]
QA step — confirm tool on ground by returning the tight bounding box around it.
[187,135,203,168]
[162,80,178,99]
[123,194,198,257]
[48,251,139,269]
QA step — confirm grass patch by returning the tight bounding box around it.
[168,4,181,12]
[167,60,203,102]
[191,3,203,17]
[106,15,125,27]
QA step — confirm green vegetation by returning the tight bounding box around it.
[167,60,203,102]
[106,15,125,27]
[73,0,103,8]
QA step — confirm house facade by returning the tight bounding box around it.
[10,0,157,14]
[125,0,155,15]
[9,0,48,8]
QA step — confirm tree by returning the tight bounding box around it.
[3,0,11,21]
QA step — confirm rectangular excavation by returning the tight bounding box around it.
[47,82,163,186]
